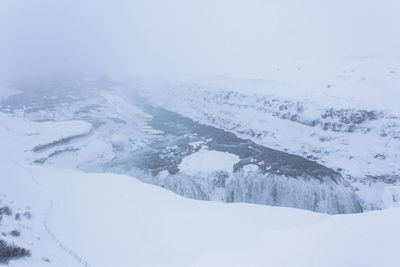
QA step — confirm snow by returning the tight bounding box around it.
[190,208,400,267]
[0,113,91,150]
[136,57,400,112]
[30,120,92,151]
[381,186,400,209]
[179,149,240,175]
[242,164,259,175]
[1,111,400,266]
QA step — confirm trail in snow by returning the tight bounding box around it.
[44,201,92,267]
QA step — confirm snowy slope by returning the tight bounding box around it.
[1,110,400,267]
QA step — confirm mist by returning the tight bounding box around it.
[1,0,399,79]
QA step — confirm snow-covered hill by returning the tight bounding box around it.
[1,110,400,267]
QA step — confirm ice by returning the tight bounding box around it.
[149,168,362,214]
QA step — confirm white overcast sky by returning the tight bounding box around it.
[1,0,399,78]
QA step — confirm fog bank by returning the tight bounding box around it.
[1,0,399,79]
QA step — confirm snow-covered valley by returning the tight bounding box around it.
[0,99,400,266]
[0,72,399,266]
[1,78,365,214]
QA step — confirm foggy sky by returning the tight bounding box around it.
[1,0,399,79]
